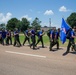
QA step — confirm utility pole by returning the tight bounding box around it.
[49,18,51,29]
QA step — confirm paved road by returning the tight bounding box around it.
[0,45,76,75]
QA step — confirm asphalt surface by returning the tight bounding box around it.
[0,44,76,75]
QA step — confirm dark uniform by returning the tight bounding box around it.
[49,29,59,51]
[0,31,3,44]
[2,30,6,45]
[35,30,44,48]
[13,29,21,47]
[23,30,30,46]
[6,30,12,45]
[54,31,59,49]
[66,30,76,53]
[30,29,36,49]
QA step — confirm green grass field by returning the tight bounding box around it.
[12,34,76,47]
[12,34,71,47]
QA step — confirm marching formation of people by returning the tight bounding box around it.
[0,26,76,54]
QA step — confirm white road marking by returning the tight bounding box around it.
[5,51,46,58]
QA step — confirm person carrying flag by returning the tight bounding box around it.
[66,27,76,53]
[60,18,76,55]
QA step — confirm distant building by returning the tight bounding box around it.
[41,26,56,31]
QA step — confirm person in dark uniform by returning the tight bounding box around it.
[6,30,12,45]
[73,26,76,36]
[49,27,55,51]
[47,29,51,39]
[13,28,21,47]
[30,28,36,49]
[23,28,30,46]
[2,29,7,45]
[58,28,60,36]
[66,27,76,54]
[0,30,3,44]
[54,29,60,49]
[71,26,76,51]
[49,27,59,51]
[35,29,45,48]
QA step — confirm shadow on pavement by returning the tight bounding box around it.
[69,52,76,55]
[37,46,47,49]
[52,48,63,52]
[63,51,76,56]
[63,52,69,56]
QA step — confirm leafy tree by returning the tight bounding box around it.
[0,23,6,29]
[20,18,30,32]
[16,20,22,30]
[67,12,76,28]
[6,18,19,31]
[31,17,41,30]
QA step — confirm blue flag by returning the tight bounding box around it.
[60,18,70,44]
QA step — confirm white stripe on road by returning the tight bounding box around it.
[5,51,46,58]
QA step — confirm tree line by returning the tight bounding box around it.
[0,12,76,31]
[0,17,41,32]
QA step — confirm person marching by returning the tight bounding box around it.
[35,29,45,48]
[13,28,21,47]
[1,29,7,45]
[6,30,12,45]
[65,27,76,54]
[49,27,59,51]
[23,28,30,46]
[49,27,55,51]
[0,30,3,44]
[54,28,60,49]
[73,26,76,36]
[30,28,36,50]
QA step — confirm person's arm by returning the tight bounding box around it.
[31,30,35,36]
[55,34,57,39]
[50,31,53,41]
[71,31,76,38]
[6,32,9,37]
[14,32,17,35]
[50,31,52,38]
[55,32,58,39]
[42,32,45,36]
[72,35,76,38]
[26,33,28,37]
[40,32,42,36]
[23,31,26,36]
